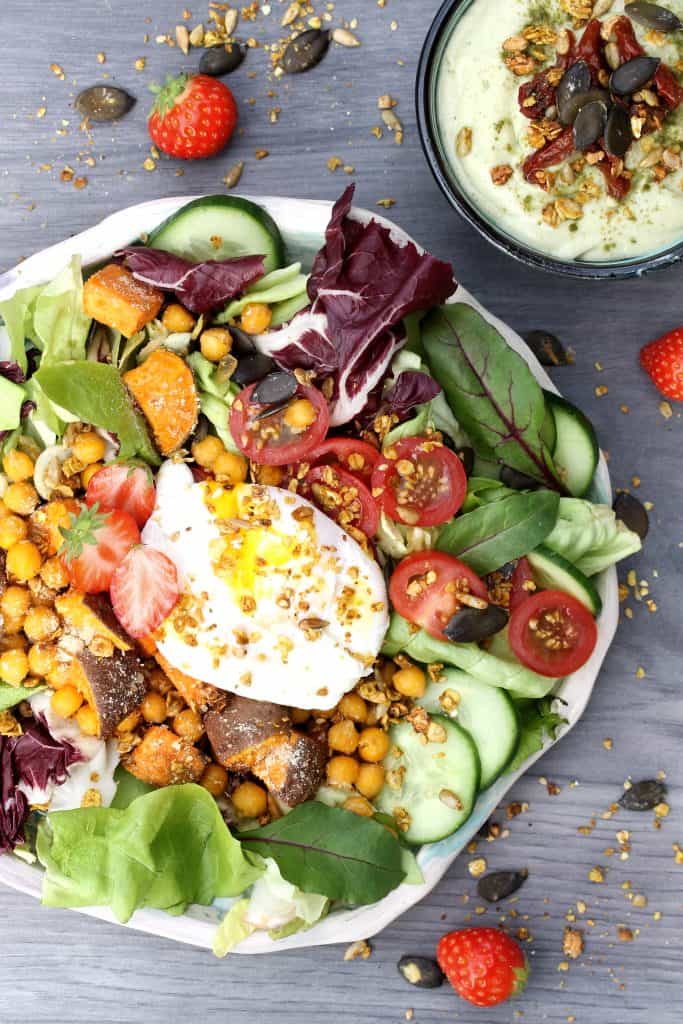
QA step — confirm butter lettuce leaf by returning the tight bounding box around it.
[37,783,262,922]
[544,498,642,576]
[0,285,42,372]
[213,899,256,957]
[30,257,91,366]
[0,681,46,712]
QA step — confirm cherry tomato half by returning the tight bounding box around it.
[301,463,379,539]
[508,589,597,678]
[230,382,330,466]
[389,551,489,641]
[509,556,537,613]
[371,436,467,528]
[308,437,381,485]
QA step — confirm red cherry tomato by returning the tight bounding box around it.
[308,437,381,485]
[300,463,379,538]
[86,464,156,528]
[509,557,537,613]
[389,551,489,641]
[230,382,330,466]
[508,589,597,677]
[371,436,467,528]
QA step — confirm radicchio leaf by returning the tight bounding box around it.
[254,186,456,425]
[20,400,36,420]
[0,361,26,384]
[115,247,266,314]
[359,370,442,428]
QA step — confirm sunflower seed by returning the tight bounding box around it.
[626,0,682,31]
[224,8,239,37]
[199,41,246,76]
[397,956,444,989]
[223,160,244,189]
[189,24,205,47]
[605,41,621,69]
[281,1,301,26]
[281,28,330,73]
[477,869,528,903]
[75,85,136,122]
[618,778,666,810]
[573,99,608,149]
[381,109,402,131]
[175,25,190,54]
[592,0,614,15]
[331,27,361,47]
[610,55,661,95]
[613,492,649,538]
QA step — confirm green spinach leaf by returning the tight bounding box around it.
[422,304,561,490]
[240,802,405,905]
[437,490,559,575]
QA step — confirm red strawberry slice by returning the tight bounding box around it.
[86,464,156,528]
[60,504,140,594]
[110,546,179,639]
[640,328,683,400]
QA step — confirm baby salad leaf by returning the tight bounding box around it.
[544,498,642,576]
[507,698,567,772]
[437,491,560,576]
[35,361,160,465]
[37,784,262,923]
[240,802,405,905]
[422,304,562,491]
[0,681,46,712]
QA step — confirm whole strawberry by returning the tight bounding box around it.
[640,328,683,401]
[148,73,237,159]
[436,927,528,1008]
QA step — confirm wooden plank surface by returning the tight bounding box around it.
[0,1,681,1021]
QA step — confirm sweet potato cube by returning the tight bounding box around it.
[154,650,225,715]
[124,725,207,787]
[83,264,163,338]
[71,646,146,739]
[123,349,198,456]
[57,589,132,651]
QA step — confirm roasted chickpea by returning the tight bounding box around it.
[0,585,31,624]
[256,465,284,486]
[392,665,426,699]
[173,708,204,742]
[115,710,142,734]
[40,556,70,591]
[141,690,167,724]
[200,327,232,362]
[0,648,29,687]
[4,482,39,516]
[358,727,390,764]
[326,755,360,788]
[3,449,35,483]
[71,431,107,466]
[343,795,375,817]
[240,302,272,335]
[6,540,42,581]
[23,606,60,643]
[232,780,268,818]
[283,398,316,431]
[338,692,368,724]
[290,707,311,725]
[328,718,359,755]
[0,515,28,550]
[162,303,196,334]
[355,763,385,799]
[200,763,229,797]
[81,462,103,489]
[51,684,84,719]
[192,435,225,469]
[28,643,57,679]
[76,704,99,736]
[213,451,248,485]
[147,668,173,695]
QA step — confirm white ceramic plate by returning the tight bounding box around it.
[0,195,618,953]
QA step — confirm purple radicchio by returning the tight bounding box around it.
[359,370,442,428]
[253,185,456,425]
[0,361,26,385]
[114,247,266,315]
[0,716,82,854]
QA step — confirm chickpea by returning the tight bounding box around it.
[240,302,272,335]
[0,648,29,687]
[328,718,359,755]
[4,482,39,516]
[0,515,28,550]
[256,465,284,486]
[147,668,173,695]
[343,795,375,817]
[23,606,60,644]
[192,435,225,469]
[0,585,31,623]
[356,763,386,800]
[232,780,268,818]
[115,710,142,734]
[28,643,57,678]
[3,449,35,483]
[290,707,311,725]
[326,755,360,788]
[392,665,426,699]
[213,451,248,485]
[81,462,103,490]
[71,431,106,467]
[358,727,390,764]
[6,540,42,582]
[51,684,84,719]
[200,327,232,363]
[141,690,167,724]
[338,692,368,724]
[40,556,70,591]
[76,704,99,736]
[173,708,204,742]
[162,302,196,334]
[283,398,316,431]
[201,763,229,797]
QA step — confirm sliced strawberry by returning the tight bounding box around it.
[86,463,156,528]
[110,546,179,639]
[60,504,140,594]
[640,328,683,401]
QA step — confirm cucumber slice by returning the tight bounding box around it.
[545,391,598,497]
[527,544,602,616]
[147,196,285,274]
[418,670,520,790]
[376,716,480,845]
[270,290,310,327]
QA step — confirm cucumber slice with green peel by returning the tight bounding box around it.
[270,290,310,327]
[418,670,520,790]
[527,544,602,616]
[544,391,598,497]
[375,716,480,845]
[147,196,285,273]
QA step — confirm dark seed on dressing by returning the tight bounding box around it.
[199,42,246,76]
[557,61,592,124]
[75,85,136,122]
[604,103,633,157]
[524,330,569,367]
[618,778,667,811]
[397,956,444,989]
[443,603,508,643]
[281,28,330,73]
[626,1,682,32]
[613,491,649,539]
[252,369,298,405]
[573,100,608,151]
[610,55,661,96]
[477,869,528,903]
[232,351,277,388]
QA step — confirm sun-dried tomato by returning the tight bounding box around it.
[596,154,631,199]
[522,126,575,184]
[575,19,606,79]
[518,71,558,121]
[613,16,645,62]
[654,64,683,110]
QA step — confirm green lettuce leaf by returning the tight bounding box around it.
[461,477,515,513]
[375,510,440,560]
[216,263,309,322]
[0,285,42,372]
[37,783,262,922]
[187,352,240,453]
[544,497,642,576]
[110,765,154,809]
[507,698,567,772]
[30,257,91,366]
[0,377,26,431]
[212,900,255,957]
[0,681,46,711]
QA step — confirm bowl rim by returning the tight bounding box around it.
[415,0,683,280]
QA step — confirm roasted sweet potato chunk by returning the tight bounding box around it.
[257,732,326,806]
[69,646,146,739]
[123,349,198,456]
[83,264,163,338]
[124,725,207,787]
[57,589,132,651]
[154,649,225,715]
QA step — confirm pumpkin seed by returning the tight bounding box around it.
[281,28,330,73]
[199,41,246,76]
[500,465,540,489]
[252,370,298,405]
[75,85,136,122]
[604,103,633,156]
[397,956,444,989]
[573,99,608,149]
[618,778,666,810]
[557,60,592,123]
[524,329,569,366]
[233,352,276,388]
[610,55,660,95]
[477,869,528,903]
[613,492,649,539]
[626,0,682,31]
[559,87,610,126]
[443,604,508,644]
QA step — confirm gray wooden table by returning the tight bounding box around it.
[1,1,681,1022]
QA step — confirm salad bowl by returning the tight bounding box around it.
[0,194,619,953]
